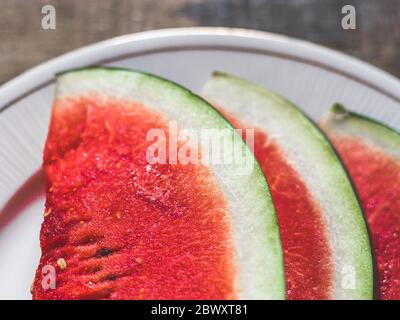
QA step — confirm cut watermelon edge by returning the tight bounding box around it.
[203,72,374,300]
[321,103,400,300]
[40,67,286,300]
[323,103,400,160]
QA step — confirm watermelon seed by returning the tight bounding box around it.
[97,249,113,257]
[44,208,52,217]
[57,258,67,270]
[102,274,117,282]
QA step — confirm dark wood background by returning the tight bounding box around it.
[0,0,399,85]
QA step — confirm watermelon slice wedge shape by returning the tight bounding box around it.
[32,68,284,300]
[321,104,400,300]
[203,72,373,300]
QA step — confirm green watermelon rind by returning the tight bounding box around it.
[203,71,373,300]
[54,67,285,300]
[324,103,400,159]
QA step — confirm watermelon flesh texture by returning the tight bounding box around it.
[33,97,236,299]
[203,72,373,300]
[218,113,332,300]
[321,105,400,300]
[32,68,285,300]
[250,129,332,299]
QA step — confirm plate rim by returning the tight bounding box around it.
[0,27,400,113]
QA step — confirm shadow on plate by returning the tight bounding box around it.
[0,170,45,231]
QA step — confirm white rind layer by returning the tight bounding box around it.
[203,72,373,300]
[55,68,285,300]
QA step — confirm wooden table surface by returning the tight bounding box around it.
[0,0,399,85]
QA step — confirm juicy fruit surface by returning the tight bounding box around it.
[329,136,400,300]
[32,97,237,299]
[254,131,333,300]
[229,116,333,300]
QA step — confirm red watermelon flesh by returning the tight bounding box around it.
[32,96,237,299]
[228,116,333,300]
[326,135,400,300]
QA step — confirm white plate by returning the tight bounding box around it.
[1,27,400,300]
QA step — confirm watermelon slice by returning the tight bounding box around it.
[321,104,400,300]
[32,68,284,300]
[203,72,373,300]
